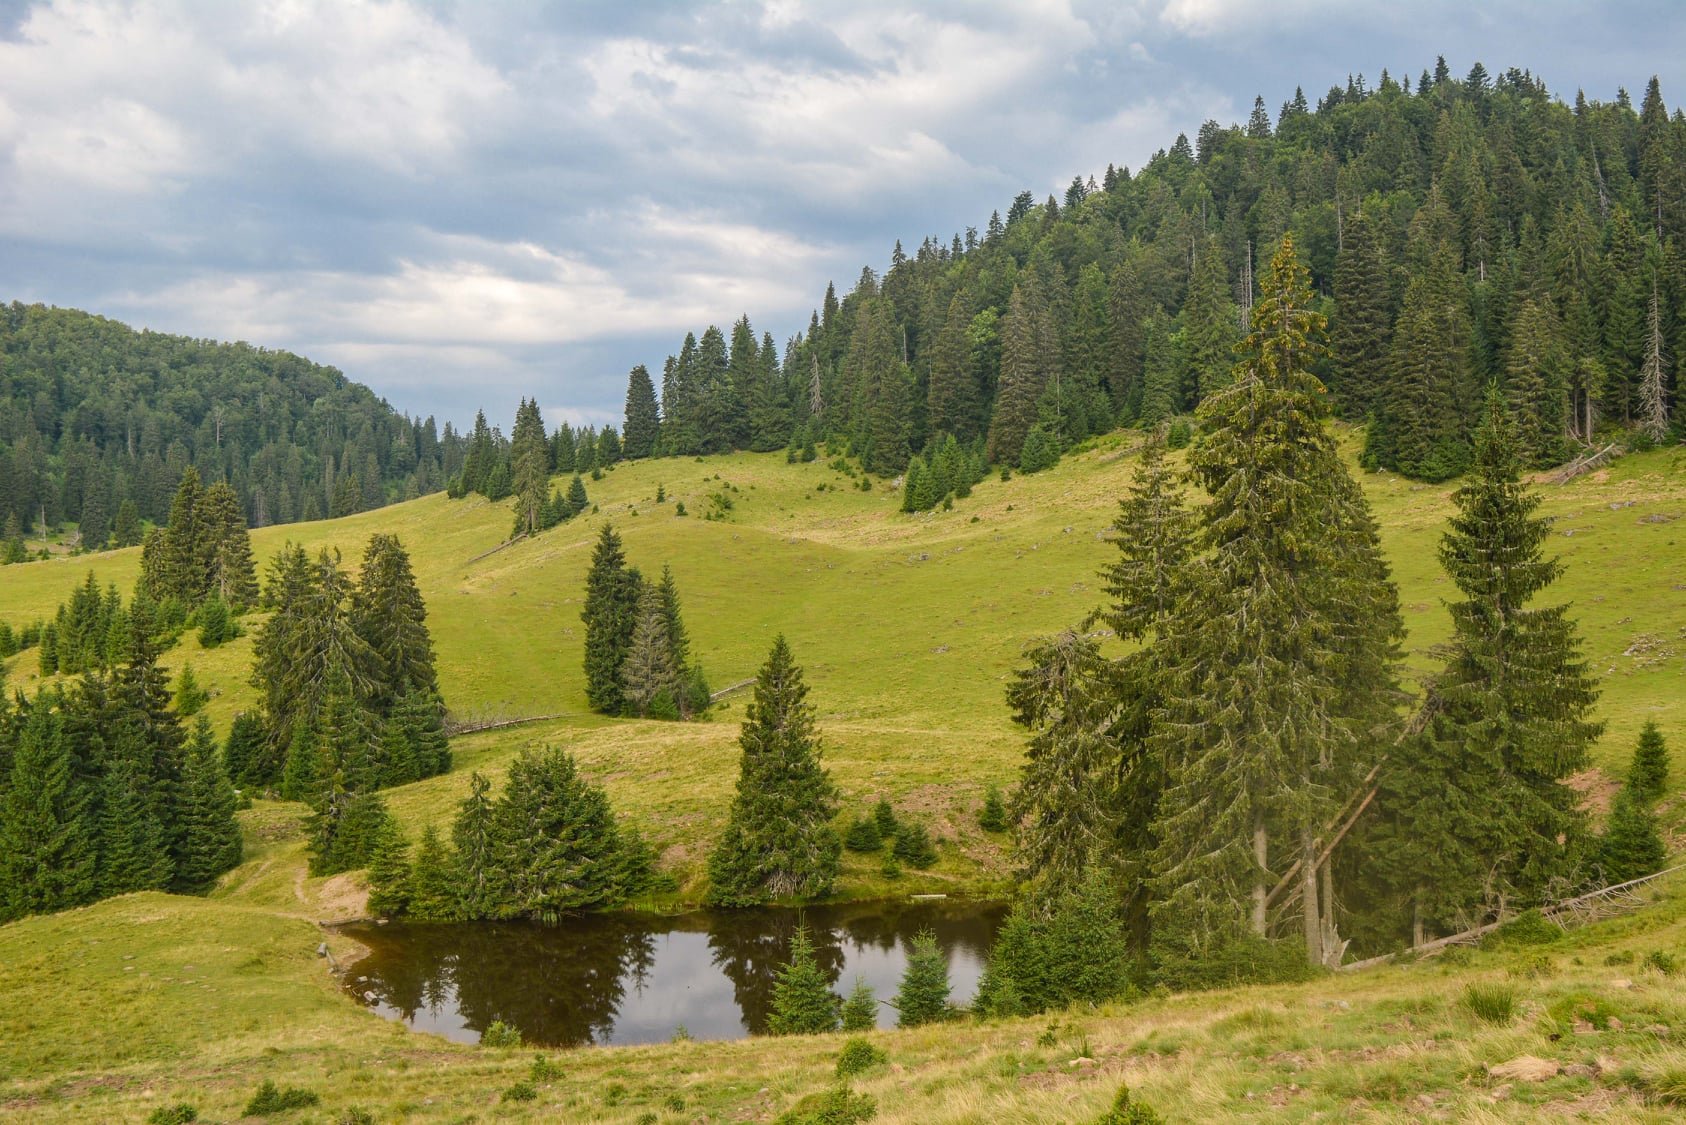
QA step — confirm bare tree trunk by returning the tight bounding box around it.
[1251,807,1269,936]
[1301,825,1322,966]
[1412,894,1425,948]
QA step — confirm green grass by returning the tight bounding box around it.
[4,430,1686,1120]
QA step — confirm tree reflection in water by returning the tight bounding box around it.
[341,899,1004,1046]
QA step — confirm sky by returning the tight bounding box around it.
[1,1,1683,433]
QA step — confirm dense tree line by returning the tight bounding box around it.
[0,598,242,923]
[247,533,450,854]
[580,523,709,719]
[446,399,604,523]
[365,746,653,923]
[0,304,466,546]
[513,60,1686,493]
[1003,240,1609,990]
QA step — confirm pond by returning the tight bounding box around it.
[338,898,1007,1047]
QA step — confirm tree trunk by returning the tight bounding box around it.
[1412,893,1425,948]
[1301,825,1322,966]
[1251,806,1268,936]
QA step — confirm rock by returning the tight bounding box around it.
[1488,1084,1513,1101]
[1563,1064,1598,1079]
[1609,978,1634,989]
[1646,1024,1671,1039]
[1490,1056,1561,1082]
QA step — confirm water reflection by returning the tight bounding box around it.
[339,899,1005,1047]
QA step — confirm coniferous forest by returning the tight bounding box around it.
[445,61,1686,502]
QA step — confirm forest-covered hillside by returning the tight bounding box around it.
[516,59,1686,495]
[0,304,467,547]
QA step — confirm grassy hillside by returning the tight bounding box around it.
[3,431,1685,899]
[4,432,1686,1122]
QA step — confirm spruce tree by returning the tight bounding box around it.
[113,498,141,549]
[96,757,173,896]
[222,711,275,790]
[621,584,679,718]
[407,824,457,920]
[927,293,981,441]
[893,929,950,1027]
[767,924,840,1035]
[1183,240,1239,402]
[0,703,95,921]
[708,636,841,905]
[453,771,499,918]
[365,816,413,917]
[840,976,878,1032]
[201,480,258,609]
[510,397,551,536]
[987,286,1047,465]
[1600,790,1666,885]
[1329,206,1392,418]
[1369,389,1601,942]
[489,746,650,920]
[351,533,437,709]
[1148,236,1403,964]
[1503,298,1570,468]
[623,365,662,458]
[581,523,641,715]
[172,713,243,893]
[1628,721,1670,804]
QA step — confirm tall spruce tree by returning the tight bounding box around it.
[1375,242,1472,481]
[351,533,437,710]
[581,523,642,715]
[1148,236,1403,965]
[623,365,661,459]
[172,713,243,892]
[708,636,841,906]
[1330,206,1392,418]
[0,702,96,921]
[1368,389,1601,943]
[1183,240,1240,402]
[510,397,551,536]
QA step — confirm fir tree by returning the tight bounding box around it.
[223,711,276,790]
[893,929,950,1027]
[708,636,841,905]
[201,480,258,610]
[1503,298,1570,468]
[173,663,208,717]
[510,397,551,536]
[365,816,412,917]
[840,976,878,1031]
[0,703,95,921]
[1601,789,1666,885]
[453,771,499,918]
[623,365,662,458]
[489,746,650,920]
[767,924,840,1035]
[1149,236,1403,964]
[567,474,589,514]
[113,499,141,549]
[1377,242,1472,481]
[96,757,172,896]
[351,533,437,709]
[1183,240,1240,402]
[581,523,642,715]
[1369,389,1601,942]
[408,824,458,920]
[1330,206,1392,418]
[621,583,679,718]
[987,287,1048,465]
[1628,721,1670,805]
[172,713,243,892]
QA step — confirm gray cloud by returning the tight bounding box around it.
[0,1,1681,430]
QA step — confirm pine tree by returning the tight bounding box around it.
[767,924,840,1034]
[113,498,141,548]
[0,703,95,921]
[351,533,437,709]
[453,771,499,918]
[1503,298,1570,468]
[96,757,172,896]
[1149,236,1403,964]
[1600,790,1666,885]
[510,397,551,536]
[201,480,258,610]
[567,474,589,513]
[927,293,981,441]
[1369,389,1601,942]
[623,365,662,459]
[223,711,275,790]
[621,583,679,718]
[893,929,950,1027]
[407,824,458,920]
[172,713,243,892]
[1378,242,1472,480]
[1183,240,1239,402]
[489,746,650,921]
[173,662,208,717]
[840,976,878,1032]
[708,636,841,905]
[987,287,1048,465]
[365,816,412,917]
[1330,206,1392,418]
[1627,721,1671,805]
[581,523,642,715]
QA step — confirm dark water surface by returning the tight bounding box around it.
[338,898,1006,1047]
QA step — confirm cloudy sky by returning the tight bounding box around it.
[1,1,1682,431]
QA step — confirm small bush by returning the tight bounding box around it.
[531,1054,564,1082]
[1093,1083,1164,1125]
[892,822,938,868]
[871,799,898,838]
[843,816,882,852]
[147,1106,197,1125]
[1507,952,1555,980]
[664,1091,686,1111]
[978,786,1008,833]
[1164,420,1192,450]
[1461,982,1517,1024]
[1643,949,1679,976]
[1605,950,1636,966]
[840,976,878,1032]
[336,1110,376,1125]
[836,1037,888,1078]
[636,1114,658,1125]
[878,854,901,879]
[244,1080,320,1115]
[502,1081,538,1103]
[774,1085,878,1125]
[675,501,687,517]
[1482,909,1560,949]
[480,1019,523,1047]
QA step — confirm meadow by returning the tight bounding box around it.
[3,431,1686,1122]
